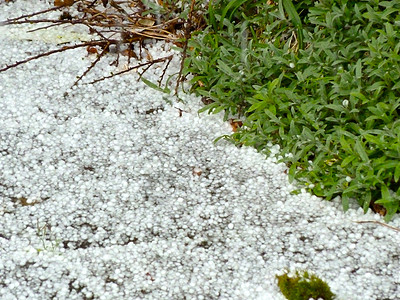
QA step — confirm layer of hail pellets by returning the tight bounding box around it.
[1,1,400,300]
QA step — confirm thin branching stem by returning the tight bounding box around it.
[87,54,174,85]
[0,40,114,72]
[72,41,111,87]
[354,220,400,232]
[0,6,62,25]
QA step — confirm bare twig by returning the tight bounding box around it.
[138,63,153,79]
[353,220,400,232]
[174,0,197,95]
[0,0,206,92]
[157,55,173,87]
[72,41,111,87]
[87,54,174,84]
[0,6,62,25]
[0,40,113,72]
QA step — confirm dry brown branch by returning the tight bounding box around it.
[353,220,400,232]
[0,0,207,90]
[72,41,111,86]
[0,40,113,72]
[174,0,197,95]
[157,55,173,87]
[87,54,174,85]
[0,5,62,25]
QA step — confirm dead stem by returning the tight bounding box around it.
[0,0,206,90]
[353,220,400,232]
[87,54,174,85]
[0,6,62,25]
[174,0,197,95]
[72,41,111,87]
[0,40,113,73]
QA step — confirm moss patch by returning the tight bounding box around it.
[276,270,336,300]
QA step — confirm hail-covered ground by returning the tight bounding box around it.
[0,1,399,299]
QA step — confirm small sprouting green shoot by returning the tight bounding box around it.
[35,221,61,254]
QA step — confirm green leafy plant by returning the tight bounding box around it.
[276,269,336,300]
[184,0,400,221]
[280,0,304,49]
[3,0,400,220]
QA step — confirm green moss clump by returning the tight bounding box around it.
[276,270,336,300]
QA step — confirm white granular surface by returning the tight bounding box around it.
[1,1,399,299]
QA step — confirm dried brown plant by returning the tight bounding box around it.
[0,0,206,92]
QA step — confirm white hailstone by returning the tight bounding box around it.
[1,5,399,299]
[342,99,349,107]
[289,62,295,68]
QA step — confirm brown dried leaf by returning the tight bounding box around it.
[145,48,153,61]
[229,119,243,132]
[371,202,387,216]
[137,18,155,27]
[201,97,213,105]
[193,167,202,176]
[54,0,74,7]
[86,46,98,55]
[12,197,40,206]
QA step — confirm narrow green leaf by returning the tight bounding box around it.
[288,163,297,182]
[363,191,372,213]
[219,0,248,29]
[217,59,235,77]
[208,0,217,30]
[384,203,399,222]
[350,91,369,103]
[341,155,356,167]
[141,78,165,93]
[342,194,349,211]
[355,59,362,79]
[269,105,277,116]
[213,134,230,144]
[377,160,398,171]
[264,108,281,124]
[385,22,394,38]
[366,81,385,92]
[325,104,345,112]
[392,81,400,90]
[268,78,280,93]
[213,105,225,114]
[339,135,353,153]
[280,0,304,49]
[381,184,391,201]
[354,139,369,162]
[363,134,381,145]
[248,101,268,112]
[343,183,362,194]
[394,163,400,182]
[198,102,219,114]
[281,0,302,29]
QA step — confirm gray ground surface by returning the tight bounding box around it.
[1,1,400,299]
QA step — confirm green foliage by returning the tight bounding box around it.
[280,0,304,49]
[276,270,336,300]
[184,0,400,221]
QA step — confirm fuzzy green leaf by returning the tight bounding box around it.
[394,163,400,182]
[354,139,369,162]
[280,0,304,49]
